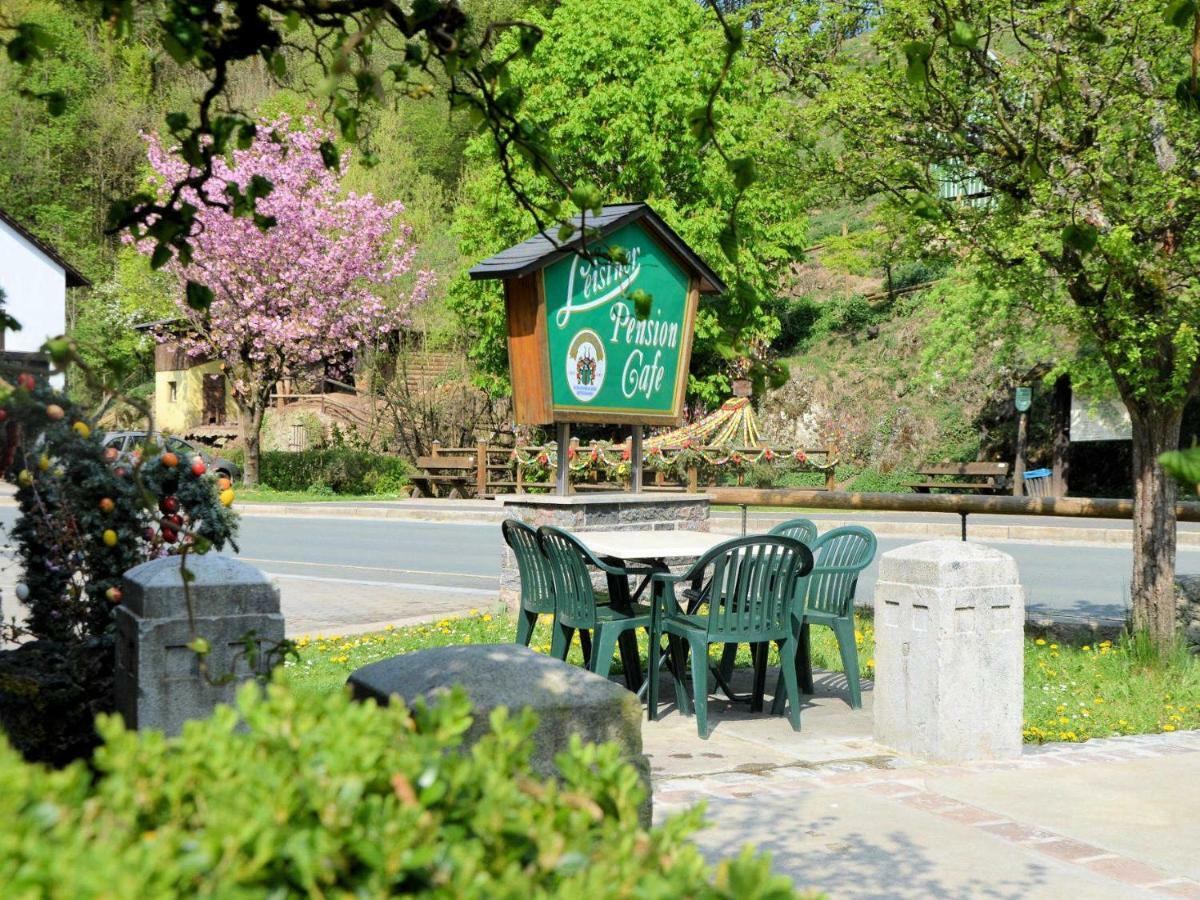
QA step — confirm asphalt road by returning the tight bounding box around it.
[227,513,1198,623]
[5,507,1198,623]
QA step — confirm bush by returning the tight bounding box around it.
[0,683,797,898]
[259,449,410,495]
[847,468,920,493]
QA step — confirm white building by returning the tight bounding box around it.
[0,206,90,363]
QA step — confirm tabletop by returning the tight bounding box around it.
[580,529,728,561]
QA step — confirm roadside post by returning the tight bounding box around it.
[1013,385,1032,496]
[469,203,726,608]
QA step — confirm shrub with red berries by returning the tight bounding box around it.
[0,375,239,764]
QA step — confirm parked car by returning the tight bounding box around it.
[102,431,241,482]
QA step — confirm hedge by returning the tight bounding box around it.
[259,448,410,495]
[0,683,798,898]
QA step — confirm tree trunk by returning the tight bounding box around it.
[1128,404,1184,650]
[237,400,267,486]
[1051,373,1071,497]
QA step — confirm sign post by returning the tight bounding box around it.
[1013,387,1032,496]
[470,204,726,495]
[630,426,644,493]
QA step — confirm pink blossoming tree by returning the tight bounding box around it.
[142,116,432,485]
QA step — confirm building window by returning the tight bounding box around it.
[168,380,178,403]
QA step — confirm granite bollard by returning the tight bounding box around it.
[115,554,284,735]
[348,643,652,822]
[873,540,1024,762]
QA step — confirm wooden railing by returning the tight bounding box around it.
[706,487,1200,539]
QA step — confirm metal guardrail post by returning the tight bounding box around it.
[741,504,748,536]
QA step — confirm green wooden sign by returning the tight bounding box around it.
[542,222,697,423]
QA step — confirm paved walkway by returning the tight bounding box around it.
[647,671,1200,899]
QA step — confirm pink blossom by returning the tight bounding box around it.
[139,115,432,407]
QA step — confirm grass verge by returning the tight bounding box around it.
[283,610,1200,744]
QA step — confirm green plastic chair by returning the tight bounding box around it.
[537,526,654,679]
[502,519,559,650]
[772,525,877,712]
[711,516,821,690]
[648,535,814,738]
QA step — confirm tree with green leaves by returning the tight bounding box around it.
[448,0,806,405]
[792,0,1200,649]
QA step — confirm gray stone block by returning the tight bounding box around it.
[348,643,651,822]
[874,540,1024,763]
[1176,575,1200,653]
[116,554,283,736]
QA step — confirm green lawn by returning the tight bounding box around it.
[283,610,1200,744]
[234,486,408,504]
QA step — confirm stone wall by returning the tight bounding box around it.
[1176,575,1200,653]
[498,493,710,609]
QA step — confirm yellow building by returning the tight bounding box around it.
[153,341,239,434]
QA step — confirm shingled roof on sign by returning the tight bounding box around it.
[468,202,727,294]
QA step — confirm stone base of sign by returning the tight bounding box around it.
[115,555,284,736]
[1176,575,1200,653]
[498,492,710,610]
[348,643,651,823]
[873,540,1025,763]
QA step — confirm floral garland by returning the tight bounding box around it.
[510,441,836,479]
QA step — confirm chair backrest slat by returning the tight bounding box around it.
[769,517,818,547]
[680,536,813,642]
[502,520,556,615]
[805,526,877,617]
[536,526,600,629]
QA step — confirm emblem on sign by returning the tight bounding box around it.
[566,329,606,402]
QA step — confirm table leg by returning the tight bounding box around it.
[605,570,643,692]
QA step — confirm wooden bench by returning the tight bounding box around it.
[908,462,1010,494]
[411,456,476,498]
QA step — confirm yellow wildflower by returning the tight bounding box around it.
[1035,639,1046,646]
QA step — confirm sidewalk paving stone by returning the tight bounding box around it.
[646,665,1200,898]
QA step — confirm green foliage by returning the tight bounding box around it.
[259,449,410,495]
[0,681,797,897]
[448,0,806,405]
[0,1,159,281]
[846,468,921,493]
[812,0,1200,436]
[1161,447,1200,493]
